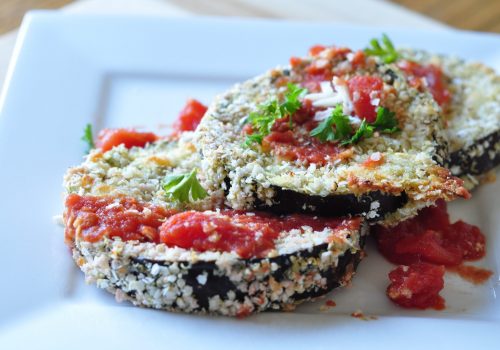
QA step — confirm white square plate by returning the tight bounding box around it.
[0,12,499,349]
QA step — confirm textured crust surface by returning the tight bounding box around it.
[195,49,468,225]
[72,222,366,316]
[401,49,500,188]
[64,137,367,316]
[64,132,221,211]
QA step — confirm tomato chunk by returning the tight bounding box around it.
[159,210,348,259]
[309,45,326,56]
[398,60,451,107]
[374,200,486,267]
[387,263,445,310]
[64,194,175,244]
[159,211,279,259]
[96,128,158,152]
[347,76,383,122]
[171,99,207,135]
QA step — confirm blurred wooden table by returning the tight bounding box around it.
[0,0,499,35]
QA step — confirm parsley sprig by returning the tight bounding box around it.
[310,105,399,145]
[364,34,399,64]
[244,83,306,146]
[310,105,352,142]
[163,169,208,203]
[81,123,95,153]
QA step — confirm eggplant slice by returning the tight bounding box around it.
[195,48,469,226]
[64,133,366,316]
[400,49,500,189]
[73,219,366,316]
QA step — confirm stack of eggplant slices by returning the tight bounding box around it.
[63,35,499,317]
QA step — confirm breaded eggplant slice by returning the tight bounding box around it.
[195,48,469,226]
[64,134,366,316]
[400,49,499,189]
[64,131,219,211]
[71,212,366,316]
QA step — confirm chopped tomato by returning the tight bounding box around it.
[387,263,445,310]
[347,76,383,122]
[263,130,342,166]
[309,45,326,56]
[96,128,158,152]
[159,210,347,259]
[160,211,279,259]
[398,60,451,107]
[290,56,303,68]
[171,99,207,135]
[64,194,175,244]
[351,50,367,68]
[374,200,486,267]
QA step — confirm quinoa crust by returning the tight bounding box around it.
[401,49,500,189]
[195,48,469,225]
[64,136,367,316]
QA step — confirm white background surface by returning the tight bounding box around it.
[0,12,499,349]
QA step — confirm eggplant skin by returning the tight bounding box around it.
[256,187,408,222]
[448,130,500,177]
[73,232,365,317]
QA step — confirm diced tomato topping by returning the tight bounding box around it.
[290,56,303,68]
[159,210,347,259]
[160,211,279,259]
[387,263,445,310]
[351,50,367,68]
[309,45,326,56]
[96,128,158,152]
[263,130,342,166]
[376,200,490,310]
[347,76,383,122]
[398,60,451,107]
[171,99,207,135]
[374,200,486,267]
[449,221,486,260]
[64,194,175,244]
[66,195,353,259]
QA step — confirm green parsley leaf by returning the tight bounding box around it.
[163,169,208,203]
[244,83,306,145]
[364,34,399,64]
[341,119,374,145]
[81,123,95,153]
[372,106,400,133]
[310,105,352,142]
[281,83,307,128]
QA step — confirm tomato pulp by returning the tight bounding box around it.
[96,128,158,152]
[64,194,175,244]
[65,195,350,259]
[374,200,489,310]
[171,99,208,135]
[398,60,451,107]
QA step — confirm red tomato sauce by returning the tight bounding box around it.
[246,100,344,165]
[448,265,493,285]
[387,263,445,310]
[374,200,486,266]
[291,47,352,92]
[263,130,343,166]
[398,60,451,108]
[160,210,348,259]
[64,194,176,244]
[65,195,352,259]
[96,128,158,152]
[347,76,383,123]
[171,99,208,135]
[374,200,490,310]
